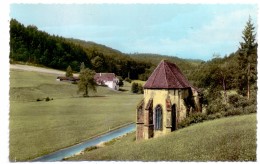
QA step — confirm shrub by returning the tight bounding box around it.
[125,77,132,83]
[45,97,50,101]
[117,76,124,87]
[243,105,257,114]
[36,98,42,102]
[224,108,243,116]
[189,112,207,124]
[228,94,240,105]
[177,117,191,129]
[131,82,139,93]
[83,146,98,152]
[138,83,144,94]
[178,113,207,129]
[206,99,226,115]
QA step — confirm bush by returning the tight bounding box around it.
[178,113,207,129]
[224,108,243,116]
[189,112,207,124]
[117,76,124,87]
[83,146,98,152]
[36,98,42,102]
[138,83,144,94]
[177,117,191,129]
[228,94,240,105]
[229,94,249,108]
[45,97,50,101]
[125,77,132,83]
[206,99,226,115]
[131,82,139,93]
[243,105,257,114]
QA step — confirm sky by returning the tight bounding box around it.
[9,3,258,61]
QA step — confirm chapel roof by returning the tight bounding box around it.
[143,60,192,89]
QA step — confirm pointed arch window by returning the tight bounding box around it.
[155,105,163,130]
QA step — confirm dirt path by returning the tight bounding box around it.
[10,64,79,76]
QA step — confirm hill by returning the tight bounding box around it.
[10,19,201,81]
[129,53,203,80]
[67,114,256,161]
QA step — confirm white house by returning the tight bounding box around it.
[94,73,119,90]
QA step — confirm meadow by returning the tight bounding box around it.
[68,114,256,161]
[9,69,142,161]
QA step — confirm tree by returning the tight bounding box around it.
[237,17,257,100]
[131,82,139,93]
[77,68,97,97]
[117,76,124,87]
[65,65,73,78]
[80,62,85,71]
[91,55,104,72]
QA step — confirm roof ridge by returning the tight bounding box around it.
[163,61,169,88]
[150,61,163,87]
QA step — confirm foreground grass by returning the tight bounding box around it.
[9,69,142,161]
[68,114,256,161]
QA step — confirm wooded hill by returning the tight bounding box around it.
[9,18,257,103]
[10,19,200,80]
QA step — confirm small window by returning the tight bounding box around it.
[155,105,163,130]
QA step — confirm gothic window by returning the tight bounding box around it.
[155,105,163,130]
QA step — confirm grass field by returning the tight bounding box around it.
[9,69,142,161]
[67,114,256,161]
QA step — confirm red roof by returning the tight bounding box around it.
[143,60,191,89]
[94,73,116,82]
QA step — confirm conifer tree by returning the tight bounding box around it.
[65,65,73,78]
[237,17,257,100]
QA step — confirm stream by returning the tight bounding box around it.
[31,123,136,162]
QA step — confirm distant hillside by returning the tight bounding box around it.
[10,19,203,81]
[129,53,203,80]
[68,39,124,59]
[10,19,149,79]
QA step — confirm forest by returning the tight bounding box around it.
[10,18,257,105]
[10,19,201,80]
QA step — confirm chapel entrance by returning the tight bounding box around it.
[171,104,177,131]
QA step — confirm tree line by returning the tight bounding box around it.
[10,19,150,80]
[189,17,257,107]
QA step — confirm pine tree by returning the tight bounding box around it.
[80,62,85,71]
[65,65,73,78]
[237,17,257,100]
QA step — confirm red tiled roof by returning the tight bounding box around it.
[94,73,116,82]
[143,60,191,89]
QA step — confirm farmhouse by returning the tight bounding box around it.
[94,73,119,90]
[136,60,201,140]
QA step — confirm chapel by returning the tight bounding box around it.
[136,60,201,140]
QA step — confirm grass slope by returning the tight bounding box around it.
[68,114,256,161]
[9,69,142,161]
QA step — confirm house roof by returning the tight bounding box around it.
[143,60,192,89]
[94,73,116,82]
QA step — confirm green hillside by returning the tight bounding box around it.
[10,19,202,81]
[9,69,142,161]
[67,114,256,161]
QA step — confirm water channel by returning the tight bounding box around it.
[32,123,136,162]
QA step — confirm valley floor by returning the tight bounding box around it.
[9,66,142,161]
